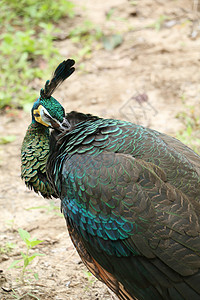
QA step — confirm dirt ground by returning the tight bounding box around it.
[1,0,200,299]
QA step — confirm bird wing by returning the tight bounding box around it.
[66,220,134,300]
[60,151,200,276]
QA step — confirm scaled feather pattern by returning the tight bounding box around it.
[21,61,200,300]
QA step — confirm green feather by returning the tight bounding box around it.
[21,60,200,300]
[21,123,56,198]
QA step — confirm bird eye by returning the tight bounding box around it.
[34,112,40,117]
[43,112,50,119]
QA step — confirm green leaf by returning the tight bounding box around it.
[78,45,91,58]
[102,34,123,51]
[106,8,115,20]
[18,228,30,243]
[20,251,26,259]
[29,240,43,248]
[26,205,49,210]
[26,293,41,300]
[24,253,45,265]
[6,242,16,249]
[0,135,16,144]
[24,239,32,247]
[34,273,39,280]
[24,257,30,268]
[30,253,45,258]
[8,259,22,269]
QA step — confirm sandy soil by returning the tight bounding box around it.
[1,0,200,299]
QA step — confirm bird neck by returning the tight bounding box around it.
[21,121,56,198]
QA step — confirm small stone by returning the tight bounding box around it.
[65,281,71,288]
[91,99,98,104]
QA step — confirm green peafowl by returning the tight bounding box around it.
[21,59,200,300]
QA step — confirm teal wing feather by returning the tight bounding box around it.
[59,151,200,299]
[56,118,200,200]
[47,117,200,299]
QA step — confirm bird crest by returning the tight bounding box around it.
[33,59,75,123]
[40,59,75,100]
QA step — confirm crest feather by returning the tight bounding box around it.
[40,59,75,99]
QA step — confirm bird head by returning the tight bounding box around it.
[32,59,75,131]
[32,96,67,130]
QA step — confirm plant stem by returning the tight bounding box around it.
[20,246,30,283]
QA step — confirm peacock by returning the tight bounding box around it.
[21,59,200,300]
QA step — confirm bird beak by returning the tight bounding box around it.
[52,118,71,132]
